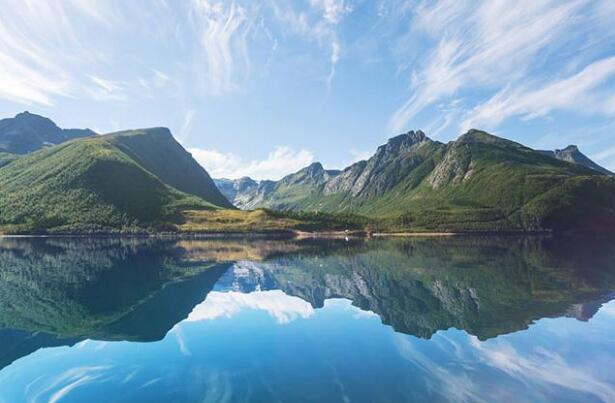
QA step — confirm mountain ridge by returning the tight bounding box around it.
[214,129,615,232]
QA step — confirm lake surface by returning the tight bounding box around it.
[0,236,614,402]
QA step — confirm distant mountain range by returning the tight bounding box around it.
[215,130,615,232]
[1,111,614,233]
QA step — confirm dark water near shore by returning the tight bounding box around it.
[0,235,614,402]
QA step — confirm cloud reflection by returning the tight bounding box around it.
[185,290,315,324]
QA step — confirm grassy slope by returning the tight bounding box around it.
[0,131,333,234]
[106,128,233,208]
[0,152,18,168]
[179,209,366,233]
[0,136,220,234]
[254,131,615,232]
[384,133,615,231]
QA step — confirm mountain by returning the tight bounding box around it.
[0,127,233,234]
[220,130,615,232]
[537,145,613,175]
[105,128,232,208]
[0,111,95,154]
[215,163,342,209]
[215,177,259,208]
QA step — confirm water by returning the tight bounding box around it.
[0,236,614,402]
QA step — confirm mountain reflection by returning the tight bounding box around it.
[1,235,614,371]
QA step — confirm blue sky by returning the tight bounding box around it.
[0,0,614,179]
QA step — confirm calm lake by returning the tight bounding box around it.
[0,236,614,402]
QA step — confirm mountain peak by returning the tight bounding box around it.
[387,130,426,145]
[0,112,94,154]
[378,130,428,156]
[558,145,579,152]
[305,161,324,172]
[13,111,59,129]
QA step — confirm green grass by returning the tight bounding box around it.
[0,131,224,234]
[179,208,367,233]
[241,130,615,233]
[2,128,613,234]
[0,152,18,168]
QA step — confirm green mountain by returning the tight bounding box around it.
[218,130,615,232]
[0,111,95,154]
[0,127,233,233]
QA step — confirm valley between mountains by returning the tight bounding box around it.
[0,112,613,235]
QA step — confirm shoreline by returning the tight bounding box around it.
[0,229,555,239]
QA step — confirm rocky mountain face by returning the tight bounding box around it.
[216,163,341,209]
[0,111,95,154]
[538,145,613,175]
[214,129,615,232]
[215,177,260,209]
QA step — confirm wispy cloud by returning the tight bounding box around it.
[87,75,127,101]
[470,336,615,402]
[179,109,196,142]
[270,0,351,89]
[189,0,253,94]
[189,145,314,180]
[388,0,613,134]
[461,56,615,131]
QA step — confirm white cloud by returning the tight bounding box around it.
[28,366,111,403]
[388,0,599,133]
[349,148,372,163]
[152,69,170,87]
[461,56,615,131]
[189,0,253,94]
[189,145,314,180]
[310,0,351,24]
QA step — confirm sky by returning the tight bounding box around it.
[1,0,615,180]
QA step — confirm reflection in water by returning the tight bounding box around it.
[0,236,614,402]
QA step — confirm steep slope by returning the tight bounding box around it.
[237,129,615,232]
[0,111,95,154]
[0,128,228,233]
[538,145,613,175]
[105,128,233,208]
